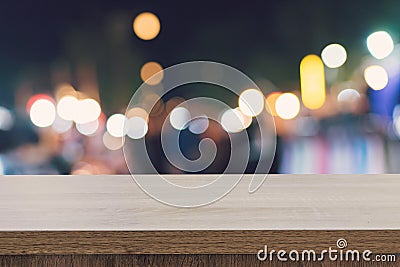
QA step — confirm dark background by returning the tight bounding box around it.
[1,0,398,110]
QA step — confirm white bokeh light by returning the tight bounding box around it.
[337,88,360,103]
[169,107,191,130]
[221,108,245,133]
[52,115,73,133]
[126,116,148,139]
[74,98,101,124]
[0,106,14,131]
[367,31,394,59]
[106,114,126,138]
[321,43,347,68]
[57,96,78,121]
[76,119,99,136]
[394,118,400,138]
[364,65,389,90]
[275,93,300,120]
[238,88,265,117]
[188,116,209,134]
[30,99,56,127]
[234,107,252,129]
[393,105,400,138]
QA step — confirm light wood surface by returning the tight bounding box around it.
[1,174,399,230]
[0,174,399,256]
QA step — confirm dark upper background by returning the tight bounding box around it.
[1,0,399,113]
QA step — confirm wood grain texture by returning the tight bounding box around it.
[0,254,398,267]
[0,230,400,255]
[1,175,400,257]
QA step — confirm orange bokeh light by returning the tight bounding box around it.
[133,12,161,41]
[140,61,164,85]
[265,92,282,116]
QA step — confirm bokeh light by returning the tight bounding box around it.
[275,93,300,120]
[74,98,101,124]
[300,54,326,110]
[234,107,252,129]
[106,113,126,137]
[170,107,190,130]
[133,12,161,40]
[126,107,149,122]
[238,88,265,117]
[140,62,164,85]
[29,98,56,127]
[26,94,54,114]
[367,31,394,59]
[321,43,347,68]
[57,96,78,121]
[0,106,14,131]
[364,65,389,90]
[221,108,245,133]
[126,116,148,139]
[393,105,400,137]
[103,131,124,150]
[265,92,282,116]
[337,88,360,103]
[188,116,209,134]
[394,119,400,138]
[52,115,73,134]
[76,119,99,136]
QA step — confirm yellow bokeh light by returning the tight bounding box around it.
[275,93,300,120]
[265,92,282,116]
[140,61,164,85]
[133,12,161,41]
[300,54,326,110]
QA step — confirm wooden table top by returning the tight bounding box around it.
[0,174,399,254]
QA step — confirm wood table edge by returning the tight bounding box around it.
[1,230,399,255]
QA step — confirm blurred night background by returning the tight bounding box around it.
[1,0,400,174]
